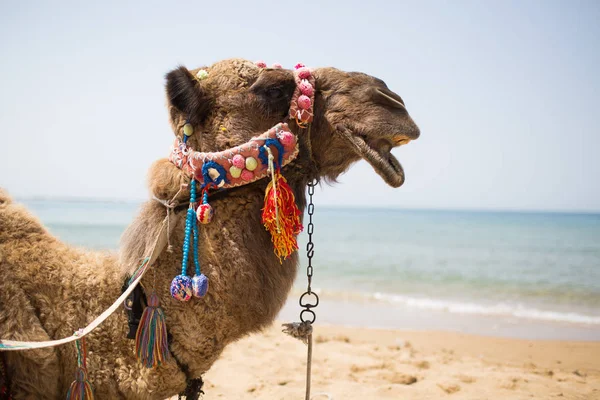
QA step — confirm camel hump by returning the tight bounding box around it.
[0,188,12,205]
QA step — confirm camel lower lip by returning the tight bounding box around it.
[339,130,406,188]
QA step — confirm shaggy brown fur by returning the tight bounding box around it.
[0,58,419,399]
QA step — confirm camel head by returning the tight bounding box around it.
[163,58,419,190]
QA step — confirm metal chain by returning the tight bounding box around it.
[302,179,318,400]
[300,180,319,324]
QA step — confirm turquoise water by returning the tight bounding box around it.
[18,199,600,336]
[302,208,600,325]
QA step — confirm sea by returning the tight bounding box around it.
[17,198,600,341]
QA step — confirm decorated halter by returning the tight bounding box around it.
[167,62,316,302]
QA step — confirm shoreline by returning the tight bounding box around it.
[202,322,600,399]
[279,296,600,341]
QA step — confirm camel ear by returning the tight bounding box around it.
[165,66,212,123]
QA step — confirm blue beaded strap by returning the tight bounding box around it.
[169,180,197,301]
[192,205,200,276]
[182,180,197,276]
[170,179,209,300]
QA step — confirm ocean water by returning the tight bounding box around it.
[16,198,600,340]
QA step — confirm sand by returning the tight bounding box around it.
[200,322,600,400]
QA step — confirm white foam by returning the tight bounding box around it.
[371,292,600,325]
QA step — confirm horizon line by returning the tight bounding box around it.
[13,195,600,215]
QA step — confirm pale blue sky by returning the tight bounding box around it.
[1,1,599,211]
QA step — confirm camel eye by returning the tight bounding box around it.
[265,88,283,100]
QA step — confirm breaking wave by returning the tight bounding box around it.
[371,292,600,325]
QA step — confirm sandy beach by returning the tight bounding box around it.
[202,322,600,399]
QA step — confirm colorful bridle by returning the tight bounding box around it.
[167,62,316,302]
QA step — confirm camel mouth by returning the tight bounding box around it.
[339,128,411,188]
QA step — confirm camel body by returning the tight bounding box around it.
[0,176,303,399]
[0,58,420,399]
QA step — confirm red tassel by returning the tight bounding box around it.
[262,170,303,262]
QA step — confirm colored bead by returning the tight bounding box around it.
[299,79,314,96]
[298,95,312,110]
[170,275,193,301]
[241,169,254,181]
[196,69,209,80]
[197,203,214,224]
[279,131,295,146]
[183,123,194,137]
[245,157,258,171]
[229,166,242,178]
[297,67,311,79]
[192,274,209,298]
[255,61,267,68]
[232,154,245,169]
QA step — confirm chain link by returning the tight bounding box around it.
[300,180,319,324]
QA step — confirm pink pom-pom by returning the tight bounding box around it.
[295,63,305,70]
[231,154,245,169]
[298,95,312,110]
[299,79,314,96]
[272,63,283,69]
[297,67,311,79]
[241,170,254,181]
[279,131,295,146]
[255,61,267,68]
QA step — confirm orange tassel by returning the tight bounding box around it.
[262,170,303,262]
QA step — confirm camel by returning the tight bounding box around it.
[0,58,420,399]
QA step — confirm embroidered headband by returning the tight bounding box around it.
[169,123,299,189]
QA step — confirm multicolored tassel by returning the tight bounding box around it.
[262,146,303,262]
[66,338,94,400]
[135,292,169,368]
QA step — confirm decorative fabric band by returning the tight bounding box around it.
[289,66,316,126]
[169,123,299,189]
